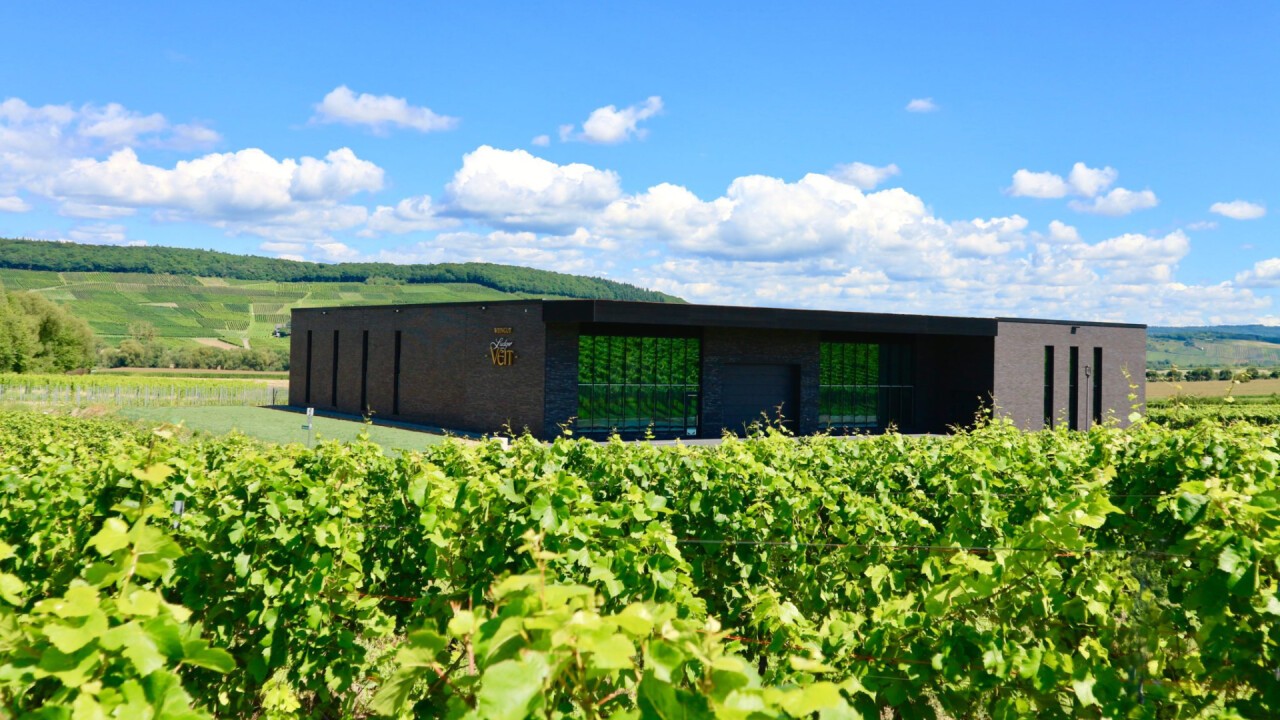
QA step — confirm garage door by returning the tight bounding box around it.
[721,364,799,435]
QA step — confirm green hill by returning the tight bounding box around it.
[0,238,682,352]
[0,237,679,303]
[1148,325,1280,370]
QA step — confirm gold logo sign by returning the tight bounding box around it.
[490,337,516,366]
[493,327,513,335]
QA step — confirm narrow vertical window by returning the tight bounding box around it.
[1043,346,1054,428]
[1092,347,1103,425]
[331,330,340,407]
[304,330,313,405]
[360,330,369,413]
[393,330,402,415]
[1068,346,1079,431]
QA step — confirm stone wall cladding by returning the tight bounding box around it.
[288,302,546,436]
[993,321,1146,430]
[543,323,580,438]
[700,327,821,437]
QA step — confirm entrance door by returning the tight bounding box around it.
[721,364,800,435]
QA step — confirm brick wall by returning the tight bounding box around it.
[993,321,1146,430]
[700,327,821,437]
[543,322,579,438]
[288,302,546,435]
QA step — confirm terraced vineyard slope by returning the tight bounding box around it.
[0,237,682,351]
[0,268,521,351]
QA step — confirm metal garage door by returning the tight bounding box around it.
[721,364,799,435]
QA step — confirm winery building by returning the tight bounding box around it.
[288,300,1146,439]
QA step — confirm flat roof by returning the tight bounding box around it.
[293,299,1146,335]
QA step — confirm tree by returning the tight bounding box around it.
[0,291,97,372]
[128,320,157,345]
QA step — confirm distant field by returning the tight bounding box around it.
[1147,336,1280,368]
[0,268,531,351]
[1146,377,1280,399]
[94,367,290,384]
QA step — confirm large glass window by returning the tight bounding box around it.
[819,341,914,430]
[577,334,700,437]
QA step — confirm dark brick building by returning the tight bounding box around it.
[288,300,1146,439]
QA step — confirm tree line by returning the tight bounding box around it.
[98,323,288,371]
[0,291,96,373]
[0,237,682,303]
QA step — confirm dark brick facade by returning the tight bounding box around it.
[289,300,1146,439]
[699,327,821,436]
[993,320,1146,430]
[290,301,546,436]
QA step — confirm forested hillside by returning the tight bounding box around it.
[0,237,681,303]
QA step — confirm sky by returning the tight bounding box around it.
[1,2,1277,325]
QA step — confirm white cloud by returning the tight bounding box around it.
[1210,200,1266,220]
[905,98,938,113]
[64,222,146,247]
[443,145,621,231]
[1047,220,1079,243]
[531,134,550,147]
[58,201,135,219]
[1008,169,1069,198]
[362,194,458,236]
[1008,162,1153,215]
[311,85,459,134]
[0,195,29,212]
[51,146,382,219]
[76,103,167,146]
[1236,258,1280,287]
[0,97,224,194]
[560,96,663,144]
[1068,187,1158,216]
[1186,220,1218,231]
[1066,162,1117,197]
[161,123,222,151]
[829,162,900,190]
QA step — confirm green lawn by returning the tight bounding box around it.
[119,406,452,452]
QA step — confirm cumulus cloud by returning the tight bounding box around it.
[1068,187,1159,216]
[0,196,29,212]
[1186,220,1218,231]
[530,134,550,147]
[396,148,1248,324]
[443,146,621,231]
[829,162,900,190]
[161,123,222,151]
[1236,258,1280,287]
[1067,162,1118,197]
[58,201,136,219]
[905,98,938,113]
[50,146,381,220]
[1008,169,1070,198]
[559,96,663,144]
[64,222,147,247]
[1009,162,1155,216]
[311,85,459,134]
[0,97,225,196]
[1047,220,1080,243]
[1210,200,1266,220]
[362,194,458,236]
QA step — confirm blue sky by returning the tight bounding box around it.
[1,2,1277,324]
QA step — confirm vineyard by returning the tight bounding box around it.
[1,412,1279,718]
[0,373,280,408]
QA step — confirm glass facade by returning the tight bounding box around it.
[819,341,914,430]
[576,334,700,437]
